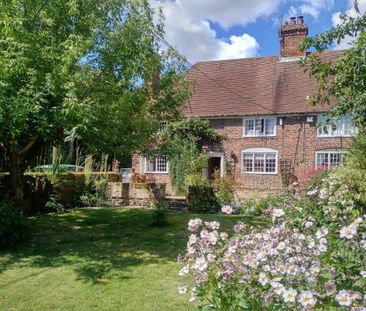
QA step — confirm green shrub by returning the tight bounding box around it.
[151,202,169,227]
[0,202,29,248]
[216,184,234,206]
[187,185,220,213]
[241,193,291,216]
[45,195,64,213]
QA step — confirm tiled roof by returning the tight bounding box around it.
[183,51,343,117]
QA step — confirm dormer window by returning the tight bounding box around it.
[243,117,276,137]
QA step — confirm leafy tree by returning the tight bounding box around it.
[158,118,221,193]
[300,9,366,130]
[0,0,189,208]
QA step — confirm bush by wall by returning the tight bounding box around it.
[187,185,220,213]
[0,172,120,215]
[0,202,29,248]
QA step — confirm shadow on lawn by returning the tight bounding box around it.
[0,208,264,285]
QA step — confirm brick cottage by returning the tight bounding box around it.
[132,17,356,199]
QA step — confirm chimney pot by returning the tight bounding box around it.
[297,16,304,24]
[290,17,296,25]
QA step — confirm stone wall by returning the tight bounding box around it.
[107,182,166,206]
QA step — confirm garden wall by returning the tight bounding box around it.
[107,182,166,207]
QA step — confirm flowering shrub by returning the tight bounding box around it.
[178,171,366,310]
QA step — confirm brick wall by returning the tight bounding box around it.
[279,17,308,58]
[209,116,351,192]
[132,115,352,198]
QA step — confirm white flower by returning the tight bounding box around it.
[178,285,187,295]
[220,232,228,240]
[316,226,329,239]
[307,188,318,196]
[272,209,285,218]
[187,247,195,255]
[188,234,197,246]
[318,243,327,252]
[221,205,233,214]
[179,265,189,276]
[207,232,218,245]
[278,241,286,250]
[340,225,357,239]
[194,256,208,272]
[271,281,285,295]
[361,271,366,278]
[309,266,320,277]
[282,288,297,303]
[298,290,316,307]
[223,252,235,262]
[352,217,363,225]
[305,221,314,229]
[258,272,269,286]
[207,253,216,262]
[336,290,353,306]
[188,218,202,232]
[233,221,245,233]
[207,221,220,230]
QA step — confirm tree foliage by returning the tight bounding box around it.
[0,0,189,207]
[158,118,221,193]
[300,11,366,130]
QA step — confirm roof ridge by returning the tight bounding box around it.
[193,49,344,66]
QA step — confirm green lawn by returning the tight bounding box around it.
[0,208,263,311]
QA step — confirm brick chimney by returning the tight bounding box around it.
[279,16,308,58]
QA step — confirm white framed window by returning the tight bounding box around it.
[159,121,167,132]
[243,117,276,137]
[317,114,356,137]
[144,156,168,173]
[241,148,278,174]
[315,150,346,169]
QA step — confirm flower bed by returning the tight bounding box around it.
[178,170,366,310]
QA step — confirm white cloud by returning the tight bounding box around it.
[332,0,366,50]
[149,0,337,62]
[286,1,334,19]
[150,0,270,62]
[218,34,260,60]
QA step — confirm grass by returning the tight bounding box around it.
[0,208,264,311]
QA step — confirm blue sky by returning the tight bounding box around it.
[150,0,364,62]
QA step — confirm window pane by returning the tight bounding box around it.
[332,119,342,136]
[159,121,167,132]
[329,153,344,167]
[316,153,328,168]
[156,156,167,172]
[255,119,263,135]
[254,153,265,172]
[245,120,254,136]
[264,118,275,135]
[344,115,355,136]
[146,158,156,172]
[242,154,253,172]
[265,153,276,172]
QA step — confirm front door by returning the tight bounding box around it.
[207,157,221,180]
